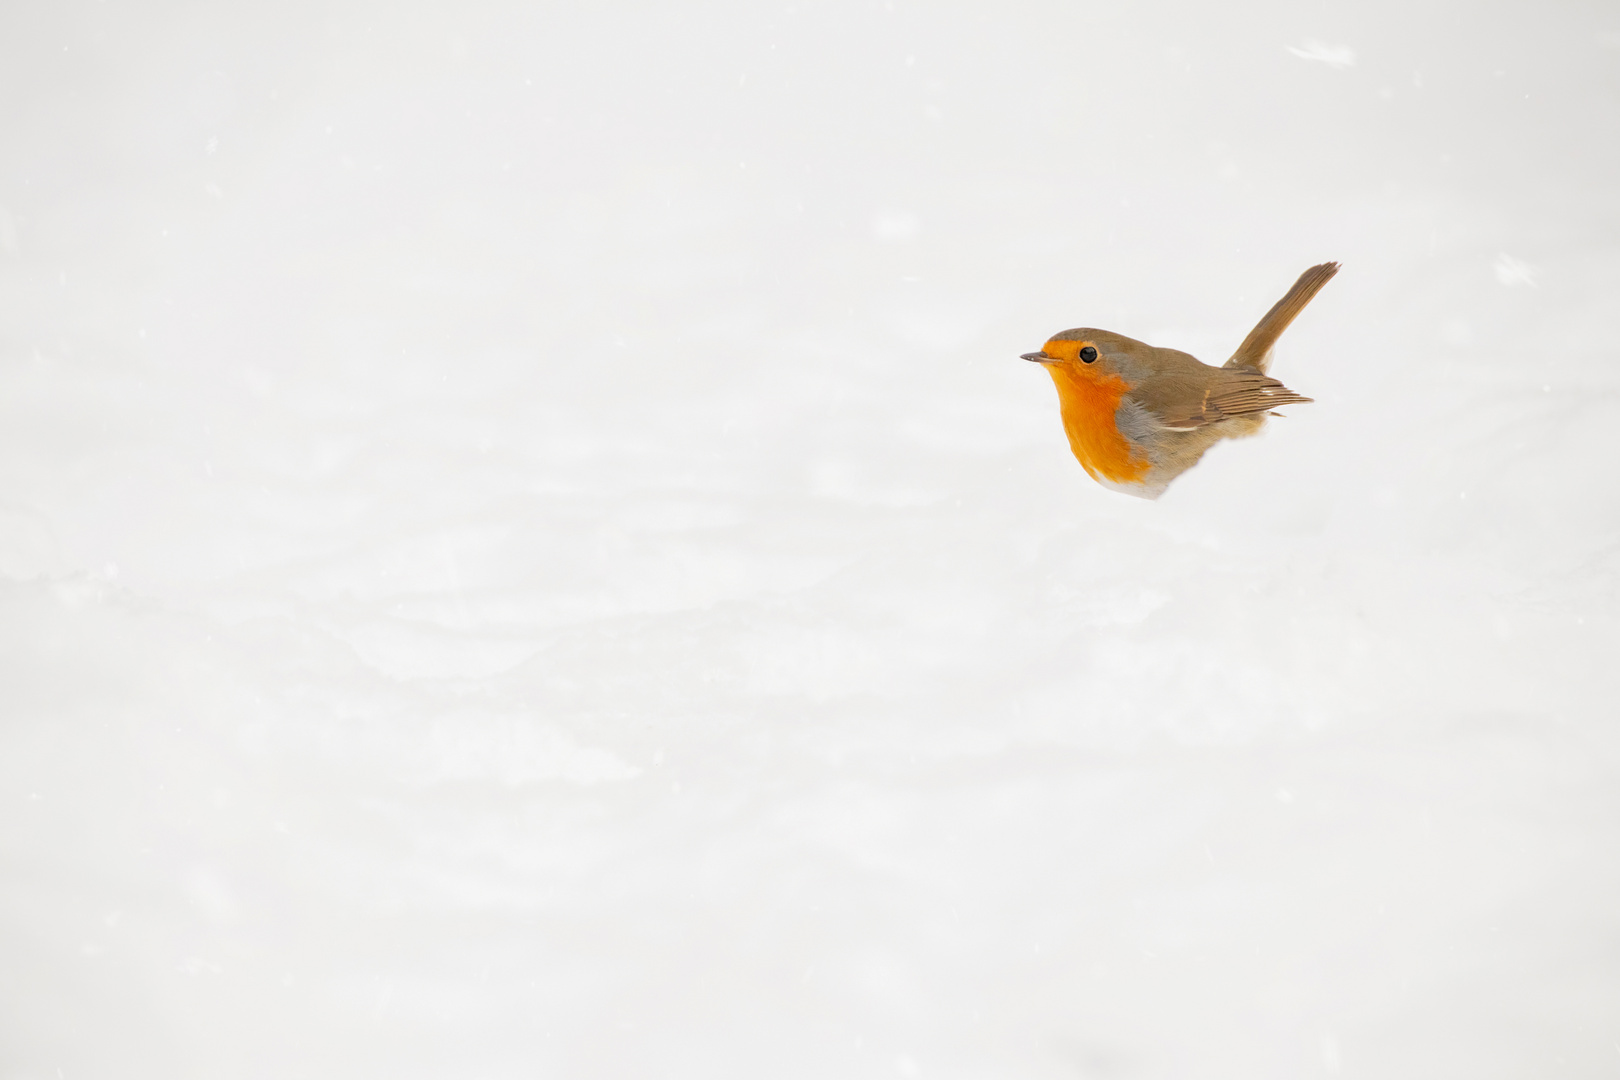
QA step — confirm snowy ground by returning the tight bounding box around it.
[3,2,1619,1077]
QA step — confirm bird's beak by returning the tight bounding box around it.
[1021,351,1054,363]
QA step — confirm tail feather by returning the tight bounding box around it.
[1225,262,1339,373]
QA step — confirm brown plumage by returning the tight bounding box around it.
[1226,261,1341,374]
[1021,262,1338,499]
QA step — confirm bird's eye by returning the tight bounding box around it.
[1079,346,1098,363]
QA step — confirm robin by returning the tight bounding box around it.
[1021,262,1338,499]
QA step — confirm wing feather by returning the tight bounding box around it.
[1135,368,1313,431]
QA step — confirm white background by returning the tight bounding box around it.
[2,2,1618,1077]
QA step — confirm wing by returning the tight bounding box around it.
[1225,261,1339,374]
[1132,368,1314,432]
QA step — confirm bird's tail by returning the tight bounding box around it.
[1225,262,1339,373]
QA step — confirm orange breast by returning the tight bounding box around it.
[1046,366,1151,484]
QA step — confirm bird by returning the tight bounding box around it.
[1021,262,1339,499]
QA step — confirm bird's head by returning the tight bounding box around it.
[1021,329,1145,384]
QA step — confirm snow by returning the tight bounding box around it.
[2,2,1618,1077]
